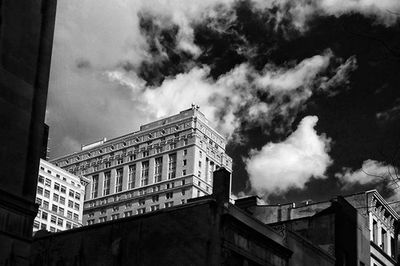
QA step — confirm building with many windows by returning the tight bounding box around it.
[51,106,232,225]
[33,159,89,233]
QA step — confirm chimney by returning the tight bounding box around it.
[212,167,231,204]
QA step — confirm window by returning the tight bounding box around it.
[391,237,395,257]
[182,180,185,186]
[33,221,40,229]
[50,215,57,224]
[56,174,60,178]
[59,207,64,215]
[73,213,79,221]
[87,219,95,225]
[181,189,186,196]
[75,193,80,200]
[36,197,42,205]
[103,171,111,196]
[141,161,149,186]
[115,168,123,192]
[117,158,123,165]
[142,151,149,157]
[74,203,80,211]
[41,223,47,230]
[100,209,106,215]
[137,208,146,214]
[130,154,136,161]
[37,186,43,195]
[182,170,186,176]
[50,226,56,232]
[105,161,111,168]
[67,211,72,219]
[92,174,99,198]
[181,199,185,204]
[166,192,173,199]
[152,195,159,202]
[151,205,159,211]
[128,165,136,189]
[139,199,145,206]
[44,189,50,198]
[199,151,202,158]
[198,171,201,177]
[154,157,162,183]
[183,159,187,166]
[60,196,65,205]
[68,200,73,208]
[373,220,378,243]
[99,217,107,223]
[111,214,120,220]
[43,201,49,209]
[45,178,51,186]
[113,206,119,212]
[199,161,202,167]
[37,210,41,217]
[61,185,66,194]
[38,175,44,183]
[183,149,187,156]
[382,229,387,252]
[168,153,177,179]
[165,202,173,208]
[124,211,133,217]
[42,211,48,220]
[66,222,72,229]
[52,204,58,212]
[69,190,74,197]
[56,218,63,227]
[53,193,59,202]
[54,182,60,191]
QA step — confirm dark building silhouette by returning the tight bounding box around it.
[0,0,57,264]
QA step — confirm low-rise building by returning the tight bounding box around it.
[33,159,89,233]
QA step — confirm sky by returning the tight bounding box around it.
[47,0,400,204]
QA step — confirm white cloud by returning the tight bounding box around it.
[245,116,332,197]
[336,159,397,187]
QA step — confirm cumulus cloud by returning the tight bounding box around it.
[245,116,332,197]
[336,159,398,187]
[105,51,353,140]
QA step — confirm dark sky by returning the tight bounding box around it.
[47,0,400,203]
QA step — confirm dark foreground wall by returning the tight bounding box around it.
[0,0,57,264]
[31,199,293,266]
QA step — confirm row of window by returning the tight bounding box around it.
[36,187,80,210]
[38,176,82,199]
[34,219,78,232]
[39,167,81,189]
[90,153,178,198]
[86,200,180,225]
[36,200,80,221]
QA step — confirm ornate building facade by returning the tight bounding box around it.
[51,106,232,225]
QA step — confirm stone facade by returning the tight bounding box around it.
[51,106,233,225]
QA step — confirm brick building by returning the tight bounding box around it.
[51,106,232,225]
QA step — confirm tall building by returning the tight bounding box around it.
[33,159,89,234]
[0,1,57,264]
[51,106,232,225]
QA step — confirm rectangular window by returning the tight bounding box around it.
[38,175,44,184]
[73,213,79,221]
[54,182,60,191]
[154,157,162,183]
[124,211,133,217]
[151,205,160,211]
[141,161,149,186]
[43,201,49,209]
[99,217,107,223]
[36,197,42,205]
[45,178,51,187]
[50,215,57,224]
[61,186,66,194]
[33,221,40,229]
[60,196,65,205]
[373,220,378,244]
[137,208,146,214]
[182,170,186,176]
[75,193,81,200]
[42,211,48,220]
[37,186,43,195]
[115,168,123,192]
[52,204,58,212]
[382,229,387,252]
[53,193,59,202]
[128,165,136,189]
[165,201,174,208]
[166,192,173,199]
[183,159,187,166]
[44,189,50,198]
[57,218,63,227]
[103,171,111,196]
[67,211,72,219]
[152,195,159,202]
[59,207,64,215]
[87,219,95,225]
[74,203,80,211]
[68,200,73,208]
[111,214,120,220]
[168,153,177,179]
[69,190,74,197]
[41,223,47,230]
[92,174,99,198]
[66,222,72,229]
[50,226,56,232]
[183,149,187,156]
